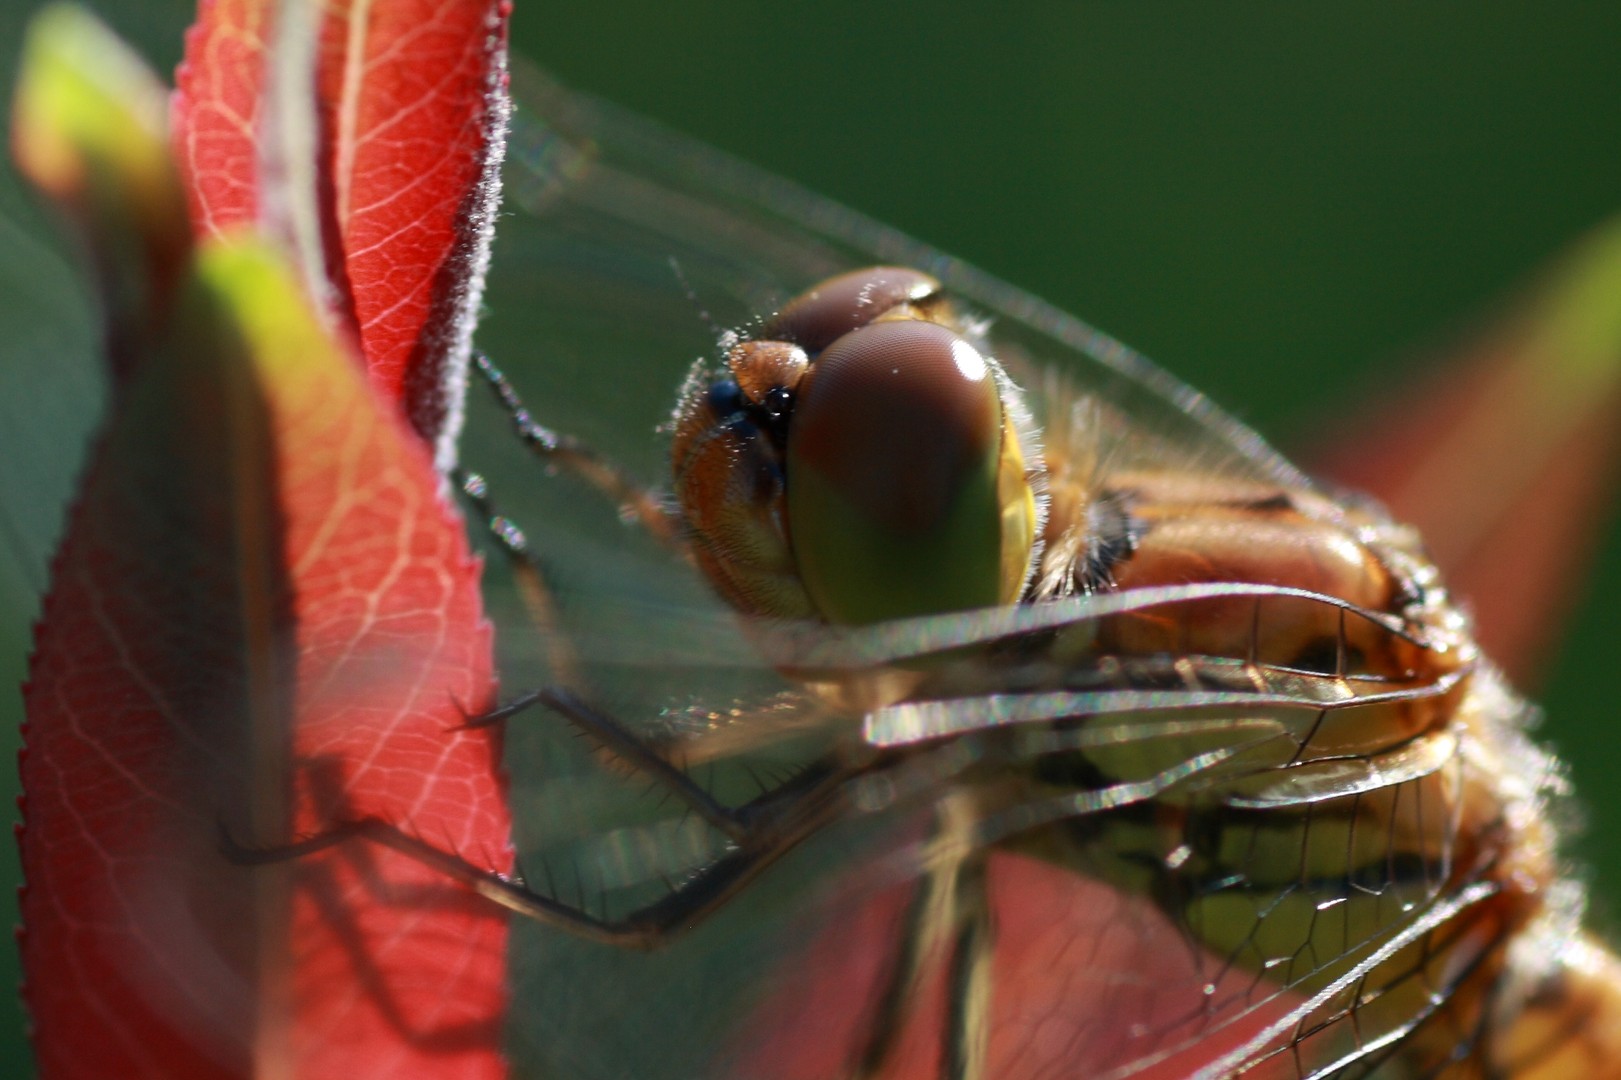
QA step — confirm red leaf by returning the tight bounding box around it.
[254,248,510,1078]
[20,241,511,1079]
[170,0,267,236]
[172,0,510,457]
[20,282,270,1078]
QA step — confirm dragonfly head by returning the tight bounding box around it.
[671,267,1043,626]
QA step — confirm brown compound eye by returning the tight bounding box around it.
[765,266,942,352]
[785,318,1032,625]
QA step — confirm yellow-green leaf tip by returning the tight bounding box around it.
[12,5,191,315]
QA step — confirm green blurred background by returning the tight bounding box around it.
[0,1,1618,1073]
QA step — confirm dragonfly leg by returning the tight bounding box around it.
[458,353,689,689]
[850,791,994,1080]
[849,851,946,1077]
[453,468,589,689]
[459,683,794,841]
[472,350,680,547]
[489,685,757,839]
[221,744,854,948]
[944,854,993,1080]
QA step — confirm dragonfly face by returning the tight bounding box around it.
[457,65,1621,1080]
[670,266,1039,627]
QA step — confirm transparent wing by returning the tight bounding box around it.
[467,60,1508,1080]
[493,61,1308,489]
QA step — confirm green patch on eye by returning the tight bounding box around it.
[787,446,1005,626]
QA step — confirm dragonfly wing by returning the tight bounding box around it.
[501,695,1493,1080]
[498,60,1308,490]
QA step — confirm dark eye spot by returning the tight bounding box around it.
[759,386,794,444]
[762,385,793,419]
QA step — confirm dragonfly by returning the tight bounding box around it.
[389,64,1621,1078]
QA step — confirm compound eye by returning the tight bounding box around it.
[766,267,942,352]
[786,319,1011,625]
